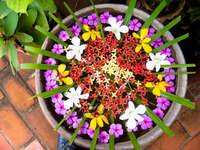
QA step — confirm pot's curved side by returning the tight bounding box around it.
[36,4,186,150]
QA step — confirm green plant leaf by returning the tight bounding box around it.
[0,39,8,58]
[21,63,58,70]
[25,46,71,63]
[3,11,18,37]
[109,110,115,150]
[48,12,74,37]
[161,64,196,68]
[6,0,34,14]
[90,127,100,150]
[161,91,195,109]
[151,33,189,53]
[35,25,68,47]
[14,32,33,43]
[54,106,77,131]
[127,131,141,150]
[26,29,46,45]
[35,0,56,12]
[0,1,12,19]
[30,84,73,99]
[152,72,196,75]
[150,16,181,43]
[124,0,136,26]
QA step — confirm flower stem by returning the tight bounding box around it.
[161,64,196,68]
[152,72,196,75]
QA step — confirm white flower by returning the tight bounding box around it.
[105,17,129,40]
[64,86,89,109]
[120,101,146,130]
[66,37,87,61]
[146,52,170,72]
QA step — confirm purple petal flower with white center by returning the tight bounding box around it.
[166,81,176,93]
[151,37,163,48]
[45,80,58,91]
[163,68,176,82]
[59,30,70,41]
[116,15,124,23]
[147,27,156,37]
[138,115,153,130]
[70,24,81,36]
[129,19,142,31]
[44,70,56,81]
[78,17,88,25]
[87,128,95,139]
[98,131,109,144]
[126,122,138,132]
[55,100,67,115]
[87,13,99,26]
[160,47,171,56]
[73,118,81,129]
[157,97,171,110]
[153,108,164,119]
[51,93,63,103]
[100,12,112,24]
[51,44,64,54]
[44,58,56,65]
[109,124,123,138]
[66,111,78,125]
[78,122,89,135]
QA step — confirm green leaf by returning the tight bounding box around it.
[90,127,100,150]
[30,84,73,99]
[69,117,86,145]
[150,16,181,43]
[109,110,115,150]
[54,106,77,131]
[14,32,33,43]
[64,2,85,32]
[141,0,167,29]
[0,1,12,19]
[35,25,68,47]
[161,91,195,109]
[124,0,137,26]
[152,72,196,75]
[48,12,74,37]
[35,0,56,12]
[6,0,34,14]
[25,46,71,63]
[161,64,196,68]
[127,131,141,150]
[21,63,58,70]
[151,33,189,53]
[3,11,19,37]
[0,39,8,58]
[26,29,46,45]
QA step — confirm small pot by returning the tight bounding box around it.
[36,4,187,150]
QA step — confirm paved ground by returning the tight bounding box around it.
[0,52,199,150]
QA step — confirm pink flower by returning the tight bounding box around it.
[45,80,58,91]
[78,17,88,25]
[98,131,109,144]
[151,37,163,48]
[59,30,70,41]
[138,115,153,130]
[87,128,95,139]
[51,44,64,54]
[51,93,63,103]
[129,19,142,31]
[157,97,170,110]
[100,12,112,24]
[73,118,81,129]
[44,58,56,65]
[55,100,67,115]
[109,124,123,138]
[153,108,164,119]
[87,13,99,26]
[44,70,56,81]
[78,122,89,135]
[126,122,138,132]
[66,112,78,125]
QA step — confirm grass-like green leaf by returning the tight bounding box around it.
[90,0,105,43]
[48,12,74,37]
[54,106,77,131]
[90,127,100,150]
[14,32,33,43]
[30,84,73,99]
[152,72,196,75]
[161,91,195,109]
[124,0,136,26]
[109,109,115,150]
[127,131,141,150]
[141,0,167,29]
[150,16,181,43]
[68,116,86,145]
[64,2,85,32]
[161,64,196,68]
[21,63,58,70]
[151,33,189,53]
[35,25,68,47]
[25,46,71,63]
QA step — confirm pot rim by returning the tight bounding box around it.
[36,4,187,150]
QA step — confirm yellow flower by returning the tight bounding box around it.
[53,64,73,85]
[85,104,109,130]
[145,75,171,96]
[82,25,102,41]
[132,28,152,53]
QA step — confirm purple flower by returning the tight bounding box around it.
[55,100,67,115]
[59,30,70,41]
[51,93,63,103]
[160,47,171,56]
[78,122,89,135]
[78,17,88,25]
[109,124,123,138]
[100,12,112,24]
[51,44,64,54]
[70,24,81,36]
[127,122,138,132]
[44,58,56,65]
[116,15,124,22]
[87,13,99,26]
[157,97,170,110]
[138,115,153,130]
[129,19,142,31]
[153,108,164,119]
[87,128,95,139]
[165,57,176,64]
[66,112,78,125]
[166,81,176,93]
[151,37,163,48]
[44,70,56,81]
[45,80,58,91]
[98,131,109,144]
[147,27,156,37]
[163,68,176,82]
[73,118,81,129]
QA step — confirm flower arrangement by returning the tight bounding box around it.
[21,0,196,149]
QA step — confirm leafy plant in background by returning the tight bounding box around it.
[0,0,56,74]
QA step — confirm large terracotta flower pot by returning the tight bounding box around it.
[36,4,187,150]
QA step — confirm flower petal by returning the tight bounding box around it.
[90,118,97,130]
[119,25,129,33]
[58,64,66,74]
[98,104,104,114]
[119,113,129,120]
[141,28,148,39]
[108,17,117,26]
[99,115,109,125]
[85,113,94,119]
[66,50,75,60]
[126,117,137,129]
[146,61,155,70]
[153,86,161,96]
[64,100,73,109]
[158,74,162,81]
[61,71,69,77]
[155,63,161,72]
[132,32,140,39]
[134,114,144,122]
[97,117,104,127]
[135,45,142,53]
[128,101,135,110]
[83,25,90,32]
[79,93,89,99]
[114,32,121,40]
[95,31,102,39]
[136,105,146,114]
[82,32,91,41]
[71,37,80,46]
[104,26,112,32]
[143,37,151,43]
[91,30,96,40]
[62,77,73,85]
[145,82,154,88]
[142,43,152,53]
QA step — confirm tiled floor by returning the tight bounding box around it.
[0,52,199,150]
